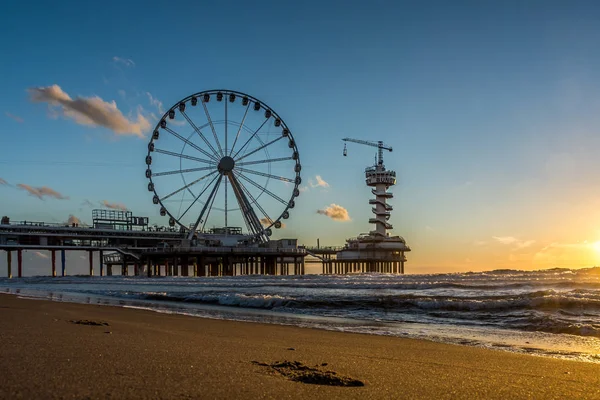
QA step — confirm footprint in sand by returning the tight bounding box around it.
[251,360,364,387]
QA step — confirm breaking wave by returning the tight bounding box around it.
[3,267,600,339]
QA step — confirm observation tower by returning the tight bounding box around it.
[336,138,411,273]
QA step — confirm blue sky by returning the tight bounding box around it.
[1,0,600,274]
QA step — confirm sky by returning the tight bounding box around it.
[1,0,600,274]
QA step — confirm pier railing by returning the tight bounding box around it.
[143,246,307,254]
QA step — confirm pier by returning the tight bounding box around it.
[305,246,406,274]
[0,218,306,278]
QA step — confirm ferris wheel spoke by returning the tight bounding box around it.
[229,103,250,156]
[235,136,285,162]
[201,102,224,157]
[235,171,289,206]
[160,170,218,201]
[187,174,223,239]
[225,99,228,155]
[152,165,215,177]
[163,126,219,161]
[235,175,274,227]
[179,110,221,159]
[224,176,228,227]
[231,118,270,159]
[236,167,295,183]
[236,156,293,167]
[228,173,264,236]
[178,173,221,221]
[154,148,217,165]
[200,175,222,232]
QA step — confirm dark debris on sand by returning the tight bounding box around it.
[251,360,364,387]
[69,319,110,327]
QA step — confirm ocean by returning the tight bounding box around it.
[2,268,600,363]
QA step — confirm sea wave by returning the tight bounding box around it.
[2,267,600,339]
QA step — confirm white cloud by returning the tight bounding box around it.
[314,175,329,188]
[17,184,68,200]
[118,89,126,98]
[28,84,150,137]
[309,175,330,189]
[112,56,135,67]
[317,204,351,221]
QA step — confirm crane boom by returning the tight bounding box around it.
[342,137,392,167]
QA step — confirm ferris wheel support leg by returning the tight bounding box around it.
[187,175,223,241]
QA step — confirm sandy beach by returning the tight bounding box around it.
[0,294,599,399]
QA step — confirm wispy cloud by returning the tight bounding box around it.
[5,112,23,123]
[112,56,135,67]
[28,84,150,137]
[34,251,49,259]
[0,178,7,185]
[146,92,164,114]
[492,236,536,249]
[515,240,536,249]
[492,236,518,245]
[100,200,127,211]
[117,89,126,98]
[81,199,95,208]
[17,184,68,200]
[317,204,351,221]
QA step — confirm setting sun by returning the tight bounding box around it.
[594,241,600,253]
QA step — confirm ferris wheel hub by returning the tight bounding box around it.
[218,156,235,173]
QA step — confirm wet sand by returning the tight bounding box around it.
[1,294,599,399]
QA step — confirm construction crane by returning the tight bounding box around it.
[342,138,393,168]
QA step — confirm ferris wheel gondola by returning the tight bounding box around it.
[145,90,300,243]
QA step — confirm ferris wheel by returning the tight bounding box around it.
[145,90,301,243]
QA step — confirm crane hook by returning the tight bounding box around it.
[343,143,347,156]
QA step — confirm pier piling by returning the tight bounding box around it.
[51,250,56,277]
[17,249,22,278]
[89,250,94,276]
[6,251,12,279]
[61,249,66,277]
